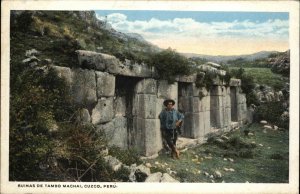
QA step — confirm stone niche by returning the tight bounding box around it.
[52,50,249,157]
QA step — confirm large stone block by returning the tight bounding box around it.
[133,94,156,119]
[72,68,97,106]
[52,66,73,85]
[95,71,115,97]
[203,111,211,135]
[92,97,114,124]
[107,59,153,78]
[135,79,157,94]
[97,117,128,149]
[133,118,158,156]
[76,50,113,71]
[230,78,241,86]
[156,98,165,119]
[210,86,222,96]
[157,80,178,99]
[175,73,197,83]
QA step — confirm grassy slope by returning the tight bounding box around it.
[145,124,289,183]
[229,67,286,90]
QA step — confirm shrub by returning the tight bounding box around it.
[108,146,142,166]
[255,101,289,129]
[149,48,193,83]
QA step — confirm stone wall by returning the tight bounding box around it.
[52,50,249,157]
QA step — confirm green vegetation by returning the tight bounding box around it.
[145,124,289,183]
[149,48,193,83]
[230,67,286,91]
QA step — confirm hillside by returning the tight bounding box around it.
[183,51,279,63]
[10,11,160,69]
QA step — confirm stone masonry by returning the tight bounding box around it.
[52,50,250,157]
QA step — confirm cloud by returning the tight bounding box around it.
[96,13,289,55]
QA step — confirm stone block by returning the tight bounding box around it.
[210,107,224,129]
[198,111,205,137]
[155,119,163,151]
[106,59,153,78]
[133,118,158,156]
[76,50,113,71]
[175,73,197,83]
[76,108,91,123]
[114,96,126,117]
[92,97,114,124]
[156,98,165,119]
[230,78,241,86]
[95,71,115,97]
[72,68,97,106]
[210,86,222,96]
[203,111,211,135]
[133,94,156,119]
[97,117,128,149]
[135,79,157,94]
[52,65,73,85]
[157,80,178,100]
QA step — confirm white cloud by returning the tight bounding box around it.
[96,13,289,54]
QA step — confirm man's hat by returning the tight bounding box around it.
[163,99,175,106]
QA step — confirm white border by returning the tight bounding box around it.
[1,1,299,194]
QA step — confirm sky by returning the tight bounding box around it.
[95,10,289,56]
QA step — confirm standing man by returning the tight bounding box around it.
[159,99,184,159]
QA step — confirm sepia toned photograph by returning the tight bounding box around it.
[1,1,299,194]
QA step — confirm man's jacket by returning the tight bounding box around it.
[159,108,184,130]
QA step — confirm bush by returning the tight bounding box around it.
[108,146,142,166]
[149,48,193,83]
[255,101,289,129]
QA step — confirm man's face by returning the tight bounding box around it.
[167,102,173,110]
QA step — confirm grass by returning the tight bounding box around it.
[229,67,286,90]
[144,123,289,183]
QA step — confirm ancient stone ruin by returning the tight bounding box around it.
[52,50,249,157]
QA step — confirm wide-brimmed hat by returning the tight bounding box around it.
[163,99,175,106]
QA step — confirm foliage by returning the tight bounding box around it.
[195,70,217,90]
[108,146,142,166]
[228,67,258,106]
[149,48,193,83]
[254,101,289,129]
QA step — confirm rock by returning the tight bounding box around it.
[273,125,279,130]
[204,172,209,176]
[135,79,157,94]
[72,68,97,106]
[76,50,113,71]
[204,156,212,159]
[145,163,152,168]
[91,97,114,124]
[22,56,40,67]
[51,66,73,85]
[145,172,162,182]
[264,125,272,130]
[259,144,263,147]
[128,164,137,182]
[161,173,179,182]
[229,168,235,172]
[95,71,115,97]
[25,49,40,57]
[228,158,234,162]
[248,132,254,136]
[100,147,108,156]
[223,158,227,161]
[223,168,229,171]
[209,175,214,179]
[104,155,122,171]
[260,120,268,124]
[41,58,52,65]
[76,108,91,123]
[214,170,222,178]
[136,164,151,176]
